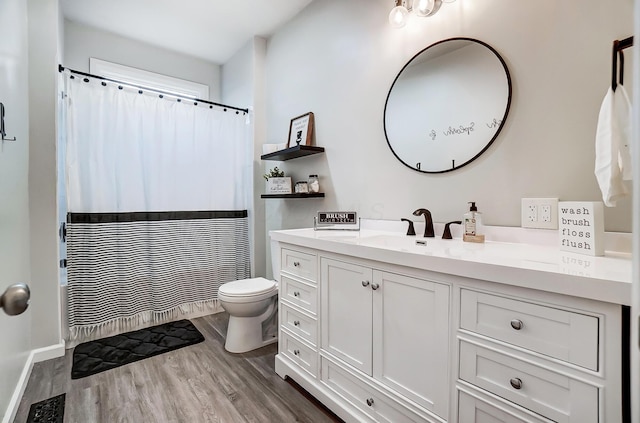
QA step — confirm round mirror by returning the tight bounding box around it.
[384,38,512,173]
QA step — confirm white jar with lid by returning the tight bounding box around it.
[308,175,320,193]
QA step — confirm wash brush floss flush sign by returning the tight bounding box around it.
[558,201,604,256]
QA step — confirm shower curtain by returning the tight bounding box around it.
[62,72,252,343]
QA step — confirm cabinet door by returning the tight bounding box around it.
[321,258,373,374]
[372,271,450,419]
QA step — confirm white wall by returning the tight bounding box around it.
[222,37,268,278]
[0,0,32,419]
[261,0,634,275]
[64,20,222,101]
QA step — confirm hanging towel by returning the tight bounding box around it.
[616,85,632,180]
[594,87,630,206]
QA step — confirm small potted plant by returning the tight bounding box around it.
[264,166,292,194]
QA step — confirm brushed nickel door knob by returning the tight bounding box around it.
[509,377,523,390]
[371,283,380,290]
[510,319,523,330]
[0,283,30,316]
[366,398,374,407]
[362,280,370,287]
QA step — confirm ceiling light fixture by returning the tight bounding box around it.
[388,0,453,28]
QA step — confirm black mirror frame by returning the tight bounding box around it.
[383,37,513,174]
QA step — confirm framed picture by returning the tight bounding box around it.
[287,112,314,148]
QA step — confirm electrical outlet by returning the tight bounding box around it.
[522,198,559,229]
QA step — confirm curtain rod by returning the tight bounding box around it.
[58,65,249,114]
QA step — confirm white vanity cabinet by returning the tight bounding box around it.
[271,229,628,423]
[320,257,450,420]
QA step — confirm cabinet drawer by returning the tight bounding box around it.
[460,289,598,370]
[321,357,436,423]
[458,390,553,423]
[282,248,317,282]
[459,342,598,423]
[281,275,317,315]
[280,330,317,378]
[280,302,317,346]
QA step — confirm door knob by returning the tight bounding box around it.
[371,283,380,290]
[0,283,30,316]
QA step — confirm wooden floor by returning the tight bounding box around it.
[14,313,343,423]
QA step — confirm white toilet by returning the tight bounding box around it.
[218,277,278,353]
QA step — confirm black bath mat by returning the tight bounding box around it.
[26,393,65,423]
[71,319,204,379]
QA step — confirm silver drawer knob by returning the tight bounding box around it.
[293,291,300,297]
[510,319,523,330]
[509,377,523,390]
[293,261,300,267]
[366,398,374,407]
[371,283,380,290]
[362,280,370,287]
[293,349,300,356]
[293,320,300,326]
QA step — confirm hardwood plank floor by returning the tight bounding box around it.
[14,313,343,423]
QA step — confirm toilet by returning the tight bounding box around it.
[218,277,278,353]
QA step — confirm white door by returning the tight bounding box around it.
[0,0,33,421]
[321,258,373,374]
[372,271,450,419]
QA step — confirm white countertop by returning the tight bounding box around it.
[270,224,632,306]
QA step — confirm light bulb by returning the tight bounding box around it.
[414,0,435,16]
[388,5,409,28]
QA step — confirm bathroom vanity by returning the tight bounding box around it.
[271,223,631,423]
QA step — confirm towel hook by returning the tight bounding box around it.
[0,103,17,142]
[612,36,634,92]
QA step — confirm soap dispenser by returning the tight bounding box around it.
[463,202,485,243]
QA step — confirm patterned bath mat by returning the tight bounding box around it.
[71,319,204,379]
[26,393,65,423]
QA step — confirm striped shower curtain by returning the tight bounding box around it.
[62,71,252,343]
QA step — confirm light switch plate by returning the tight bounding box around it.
[521,198,559,229]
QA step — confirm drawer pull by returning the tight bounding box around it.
[371,283,380,290]
[293,320,300,326]
[509,377,523,390]
[362,280,370,287]
[293,291,300,297]
[366,398,374,407]
[293,261,301,267]
[293,349,300,356]
[510,319,523,330]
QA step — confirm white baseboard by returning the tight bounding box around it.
[1,343,65,423]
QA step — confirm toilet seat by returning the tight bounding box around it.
[219,278,277,303]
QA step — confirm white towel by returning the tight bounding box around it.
[594,86,631,207]
[616,85,632,180]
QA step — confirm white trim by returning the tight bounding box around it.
[89,58,210,100]
[1,343,65,423]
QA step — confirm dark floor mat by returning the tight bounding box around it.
[71,319,204,379]
[26,393,65,423]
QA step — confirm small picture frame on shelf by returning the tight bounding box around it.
[288,112,314,148]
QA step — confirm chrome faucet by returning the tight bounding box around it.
[412,208,435,238]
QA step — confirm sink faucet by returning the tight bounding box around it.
[412,208,435,238]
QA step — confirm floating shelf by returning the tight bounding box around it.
[261,145,325,161]
[261,193,325,199]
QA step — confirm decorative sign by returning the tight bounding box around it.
[266,177,292,194]
[317,211,357,224]
[287,112,314,148]
[558,201,604,256]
